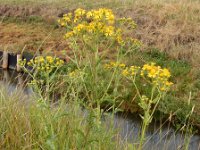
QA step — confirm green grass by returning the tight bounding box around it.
[0,85,125,149]
[0,0,200,135]
[0,80,194,149]
[125,49,200,128]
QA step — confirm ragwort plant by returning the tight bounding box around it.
[18,8,174,149]
[18,57,124,150]
[19,56,64,101]
[58,8,174,149]
[58,8,141,122]
[105,62,173,149]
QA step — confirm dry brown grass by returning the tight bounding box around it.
[118,0,200,67]
[0,0,199,66]
[0,22,68,56]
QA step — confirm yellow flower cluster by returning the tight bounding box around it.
[141,63,173,91]
[68,69,84,79]
[141,63,170,78]
[58,13,72,27]
[105,61,173,91]
[74,8,86,22]
[58,8,139,46]
[86,8,115,24]
[105,62,140,76]
[27,56,64,72]
[29,79,44,86]
[104,61,126,69]
[122,66,141,77]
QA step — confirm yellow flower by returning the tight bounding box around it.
[46,66,50,70]
[27,61,31,66]
[103,26,114,37]
[64,31,74,39]
[130,66,139,76]
[119,63,126,68]
[74,24,86,32]
[122,68,129,76]
[116,35,123,45]
[105,62,126,69]
[86,11,93,19]
[104,64,111,69]
[59,60,64,65]
[110,61,117,67]
[46,56,52,60]
[69,71,76,77]
[68,69,82,78]
[74,17,78,23]
[58,19,67,27]
[75,8,86,17]
[160,87,166,91]
[63,14,71,22]
[160,68,171,78]
[147,68,157,78]
[165,81,173,86]
[39,57,44,63]
[141,63,173,90]
[46,56,54,64]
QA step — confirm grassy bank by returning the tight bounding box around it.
[0,0,200,133]
[0,80,195,149]
[0,85,126,149]
[1,0,200,67]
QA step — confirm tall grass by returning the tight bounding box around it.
[0,6,197,150]
[0,84,128,149]
[0,74,195,149]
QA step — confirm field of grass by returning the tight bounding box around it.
[0,0,200,147]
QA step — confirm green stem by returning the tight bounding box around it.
[139,119,148,150]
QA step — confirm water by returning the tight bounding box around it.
[1,69,200,150]
[111,113,200,150]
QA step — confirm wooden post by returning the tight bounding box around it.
[2,51,8,69]
[3,70,9,82]
[17,54,22,72]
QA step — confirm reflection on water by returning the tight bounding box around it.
[1,69,200,150]
[110,113,200,150]
[0,69,32,95]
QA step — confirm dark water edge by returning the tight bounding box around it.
[111,113,200,150]
[1,69,200,150]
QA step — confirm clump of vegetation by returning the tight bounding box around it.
[0,86,122,149]
[105,61,173,149]
[0,7,196,149]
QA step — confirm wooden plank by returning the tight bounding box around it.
[2,51,8,69]
[17,54,22,72]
